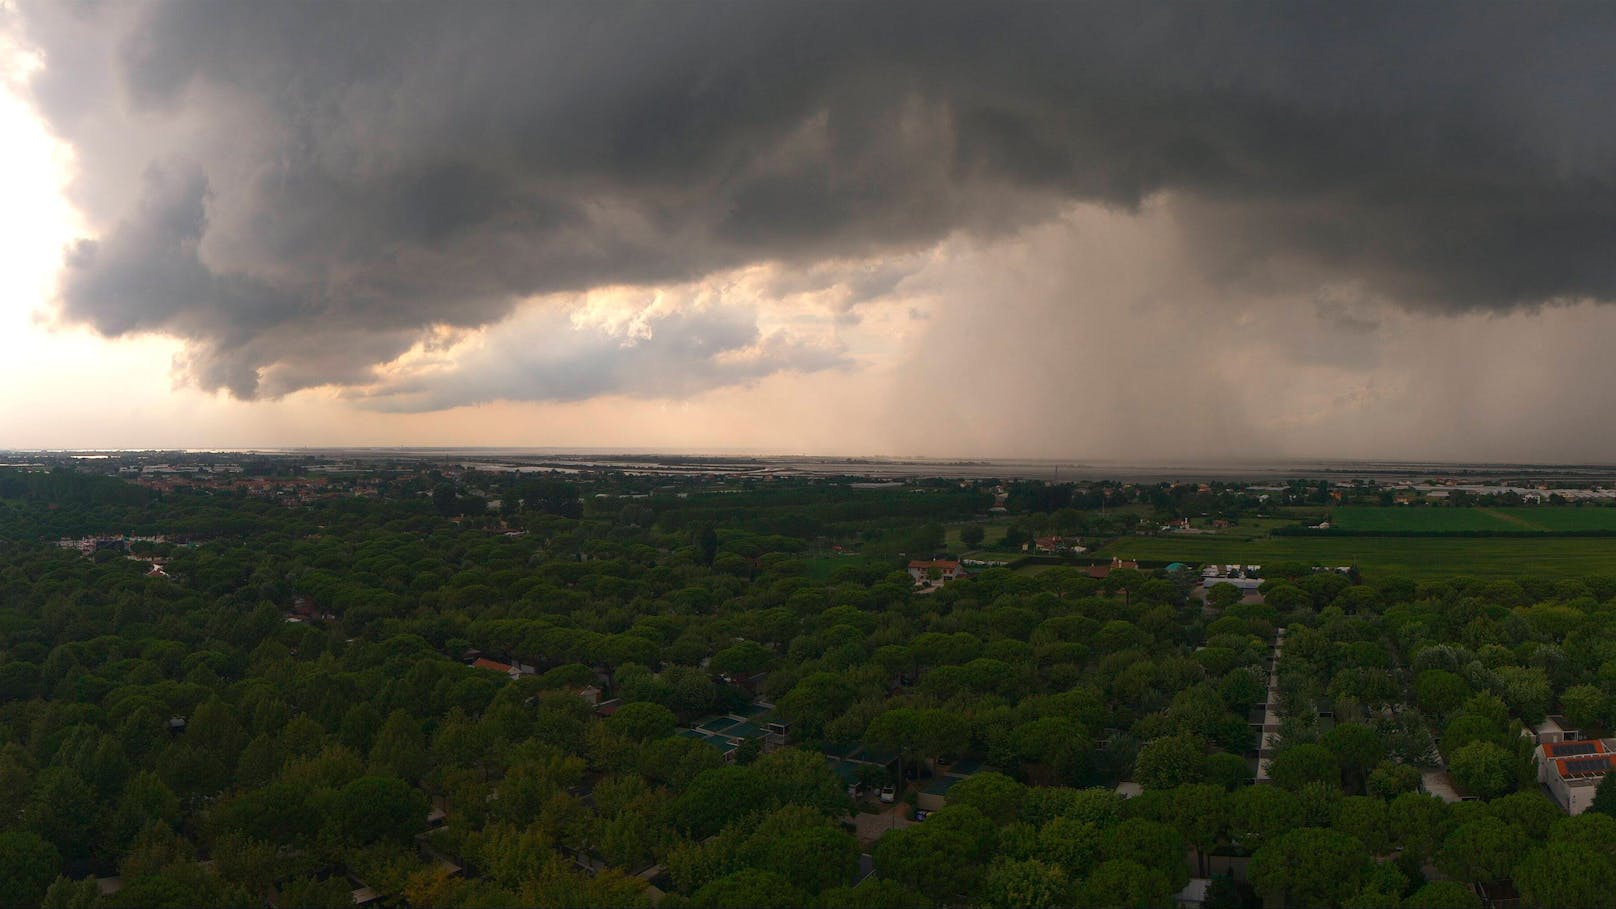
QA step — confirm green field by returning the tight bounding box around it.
[803,554,880,582]
[1328,505,1616,533]
[1188,516,1301,541]
[1097,534,1616,579]
[943,519,1014,552]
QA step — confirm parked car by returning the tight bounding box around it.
[879,784,896,803]
[913,808,930,821]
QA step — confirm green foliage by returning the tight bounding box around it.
[1591,769,1616,817]
[1250,827,1370,907]
[816,879,929,909]
[23,768,99,860]
[333,776,429,845]
[368,709,428,781]
[1402,880,1481,909]
[872,822,983,903]
[670,749,846,839]
[1036,816,1102,878]
[1513,841,1616,909]
[946,772,1028,824]
[1487,791,1561,842]
[1075,859,1175,909]
[1367,762,1423,799]
[0,832,60,909]
[982,858,1071,909]
[1134,734,1206,789]
[690,869,803,908]
[758,826,857,894]
[6,467,1616,908]
[605,702,678,742]
[1268,743,1340,791]
[39,876,98,909]
[1102,818,1189,889]
[1446,741,1518,800]
[1437,817,1528,884]
[1335,796,1392,856]
[277,875,355,909]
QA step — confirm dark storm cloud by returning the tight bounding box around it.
[18,1,1616,400]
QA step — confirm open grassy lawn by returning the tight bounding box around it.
[1329,505,1616,533]
[943,519,1014,552]
[969,550,1026,563]
[1193,516,1297,541]
[1096,534,1616,579]
[803,554,887,582]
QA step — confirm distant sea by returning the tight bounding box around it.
[280,450,1616,483]
[10,447,1616,483]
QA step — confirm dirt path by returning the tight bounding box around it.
[1478,507,1546,530]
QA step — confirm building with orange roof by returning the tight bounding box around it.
[1537,738,1616,814]
[907,559,967,588]
[471,657,520,679]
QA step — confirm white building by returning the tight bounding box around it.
[1537,739,1616,815]
[907,560,967,587]
[1530,715,1581,746]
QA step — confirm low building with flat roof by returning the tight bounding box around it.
[1530,715,1581,746]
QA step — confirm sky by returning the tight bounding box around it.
[5,2,1616,460]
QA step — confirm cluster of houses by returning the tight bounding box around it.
[987,486,1009,515]
[1415,713,1616,818]
[1159,517,1232,533]
[55,533,168,556]
[1529,716,1616,815]
[123,466,402,504]
[1083,557,1140,580]
[55,534,179,579]
[1201,564,1262,580]
[1201,564,1264,598]
[283,595,336,625]
[906,559,968,590]
[678,706,790,761]
[1028,534,1084,554]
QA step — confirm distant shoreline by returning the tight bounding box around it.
[9,448,1616,484]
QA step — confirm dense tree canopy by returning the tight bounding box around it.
[2,462,1615,907]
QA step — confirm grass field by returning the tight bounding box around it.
[1097,534,1616,579]
[803,555,884,582]
[1189,516,1299,541]
[943,519,1014,552]
[1329,505,1616,533]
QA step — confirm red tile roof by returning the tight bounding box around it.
[1545,739,1607,758]
[1545,740,1615,778]
[472,657,514,674]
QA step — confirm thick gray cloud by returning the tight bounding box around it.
[17,2,1616,401]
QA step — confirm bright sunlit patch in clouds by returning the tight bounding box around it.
[0,23,200,446]
[349,260,906,413]
[0,27,76,324]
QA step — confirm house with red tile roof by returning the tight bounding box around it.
[907,559,966,588]
[472,657,521,680]
[1537,738,1616,814]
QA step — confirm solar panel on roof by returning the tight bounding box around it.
[1552,742,1598,757]
[1563,756,1612,775]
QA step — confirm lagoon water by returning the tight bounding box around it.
[291,450,1616,484]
